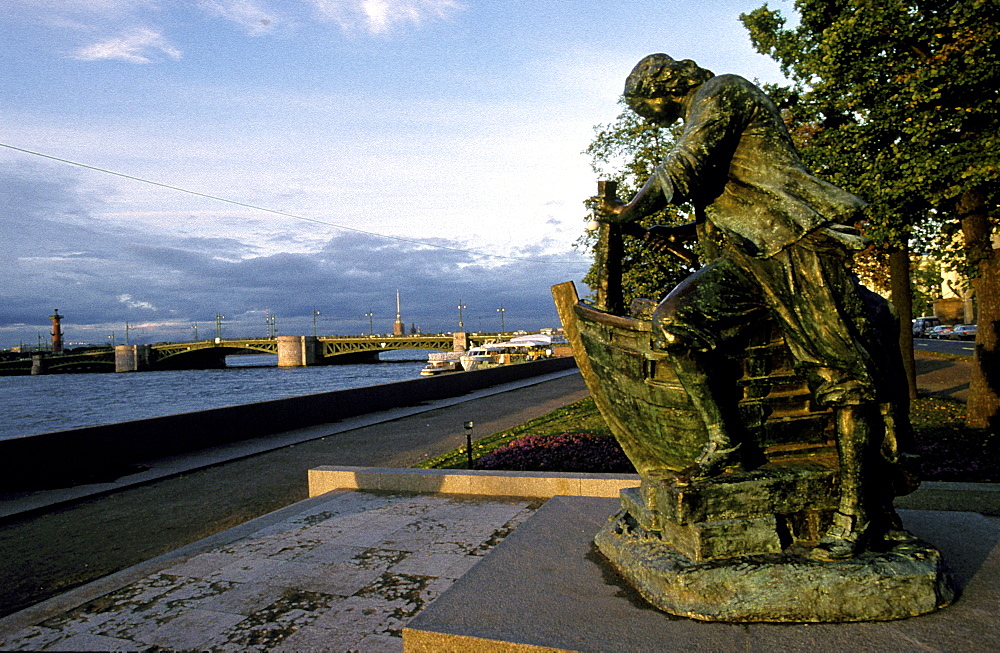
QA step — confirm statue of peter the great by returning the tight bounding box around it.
[597,54,910,560]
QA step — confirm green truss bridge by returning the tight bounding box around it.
[0,333,496,375]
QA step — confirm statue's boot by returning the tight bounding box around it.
[811,510,868,561]
[692,427,743,478]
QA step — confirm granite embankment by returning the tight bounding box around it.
[0,356,575,493]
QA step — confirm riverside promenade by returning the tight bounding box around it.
[1,354,997,651]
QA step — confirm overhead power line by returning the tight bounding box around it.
[0,142,584,265]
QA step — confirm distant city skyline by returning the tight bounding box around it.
[12,292,539,350]
[1,0,792,348]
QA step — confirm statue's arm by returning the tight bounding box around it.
[658,76,749,203]
[598,173,669,224]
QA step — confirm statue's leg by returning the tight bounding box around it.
[812,403,873,560]
[667,348,743,477]
[653,258,759,478]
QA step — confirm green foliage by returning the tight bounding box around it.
[740,0,999,271]
[911,260,944,317]
[578,101,699,306]
[742,0,1000,428]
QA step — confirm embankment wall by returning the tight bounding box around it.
[0,357,576,491]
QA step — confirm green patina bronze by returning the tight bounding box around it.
[552,53,954,622]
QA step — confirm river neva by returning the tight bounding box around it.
[1,350,429,440]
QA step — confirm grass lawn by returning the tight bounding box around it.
[415,394,999,483]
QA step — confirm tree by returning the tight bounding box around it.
[741,0,999,429]
[581,102,698,308]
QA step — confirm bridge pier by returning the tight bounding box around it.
[115,345,153,372]
[30,353,46,375]
[277,336,321,367]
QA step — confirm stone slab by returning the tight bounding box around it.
[403,497,1000,652]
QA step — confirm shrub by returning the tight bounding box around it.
[475,432,635,473]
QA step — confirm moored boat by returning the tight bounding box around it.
[419,352,463,376]
[459,336,558,372]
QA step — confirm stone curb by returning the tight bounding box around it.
[308,466,1000,514]
[308,466,642,499]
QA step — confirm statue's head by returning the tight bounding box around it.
[623,54,714,125]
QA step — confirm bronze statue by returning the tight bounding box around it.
[594,54,910,561]
[553,54,952,621]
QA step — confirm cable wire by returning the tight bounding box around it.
[1,142,586,265]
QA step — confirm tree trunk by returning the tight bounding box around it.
[889,246,917,400]
[959,188,1000,430]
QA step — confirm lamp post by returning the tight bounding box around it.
[313,308,321,337]
[108,331,115,348]
[191,324,198,341]
[215,314,225,340]
[365,311,374,335]
[457,302,466,330]
[497,305,506,335]
[125,321,131,346]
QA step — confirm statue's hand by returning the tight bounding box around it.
[587,197,628,230]
[642,225,697,263]
[644,225,685,252]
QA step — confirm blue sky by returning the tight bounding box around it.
[0,0,792,347]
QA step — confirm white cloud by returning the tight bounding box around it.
[308,0,465,35]
[74,28,182,63]
[118,294,157,311]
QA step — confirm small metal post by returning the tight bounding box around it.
[464,421,475,469]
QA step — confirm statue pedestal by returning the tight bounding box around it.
[596,469,955,622]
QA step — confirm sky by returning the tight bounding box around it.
[0,0,793,348]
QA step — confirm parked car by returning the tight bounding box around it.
[912,316,941,337]
[950,324,978,340]
[928,325,954,339]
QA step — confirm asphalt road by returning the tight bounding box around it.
[914,336,976,357]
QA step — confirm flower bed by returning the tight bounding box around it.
[474,431,635,473]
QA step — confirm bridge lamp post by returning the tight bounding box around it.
[365,311,374,335]
[457,302,466,330]
[497,306,505,335]
[191,324,198,341]
[313,309,320,338]
[215,314,225,340]
[108,331,115,348]
[125,321,131,346]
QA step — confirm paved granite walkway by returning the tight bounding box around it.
[0,490,542,652]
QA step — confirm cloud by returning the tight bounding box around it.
[198,0,279,35]
[118,294,157,311]
[73,27,182,63]
[308,0,465,35]
[0,160,588,347]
